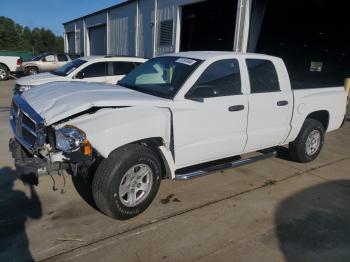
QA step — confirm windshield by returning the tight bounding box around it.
[119,56,202,99]
[51,59,87,76]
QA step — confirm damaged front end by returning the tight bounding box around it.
[9,95,95,187]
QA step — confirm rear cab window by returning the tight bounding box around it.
[57,54,69,62]
[68,54,80,60]
[246,59,280,93]
[111,62,137,75]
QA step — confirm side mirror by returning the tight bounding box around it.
[185,86,204,102]
[75,72,85,79]
[186,84,219,102]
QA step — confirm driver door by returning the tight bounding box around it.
[172,59,248,169]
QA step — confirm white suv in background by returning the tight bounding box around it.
[14,56,147,94]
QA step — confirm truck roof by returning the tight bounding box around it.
[79,56,147,62]
[161,51,279,61]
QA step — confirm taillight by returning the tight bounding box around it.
[17,59,22,65]
[345,78,350,118]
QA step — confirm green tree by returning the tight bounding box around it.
[0,16,64,55]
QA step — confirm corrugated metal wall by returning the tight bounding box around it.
[64,22,75,32]
[138,0,155,58]
[67,32,75,53]
[63,0,247,57]
[85,12,107,27]
[109,2,137,56]
[75,20,84,55]
[156,0,204,55]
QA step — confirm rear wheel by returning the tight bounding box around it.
[0,65,9,81]
[92,144,162,220]
[25,67,38,75]
[289,119,325,163]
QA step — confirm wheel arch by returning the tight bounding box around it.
[24,65,39,71]
[305,110,330,131]
[0,63,10,71]
[107,137,175,180]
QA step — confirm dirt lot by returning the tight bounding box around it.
[1,80,350,262]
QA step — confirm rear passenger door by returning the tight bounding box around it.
[244,59,292,152]
[107,62,139,84]
[75,62,108,83]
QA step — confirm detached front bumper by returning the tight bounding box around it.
[9,138,67,177]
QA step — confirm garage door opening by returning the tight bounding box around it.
[250,0,350,89]
[180,0,238,52]
[89,24,107,56]
[67,32,75,54]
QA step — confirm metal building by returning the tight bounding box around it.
[63,0,350,88]
[63,0,252,57]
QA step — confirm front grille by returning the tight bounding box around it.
[22,127,37,146]
[22,113,36,130]
[10,95,45,152]
[12,102,18,115]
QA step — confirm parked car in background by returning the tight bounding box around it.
[14,56,147,94]
[9,52,348,220]
[0,56,22,81]
[21,53,80,75]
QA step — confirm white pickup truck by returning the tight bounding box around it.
[0,56,22,81]
[9,52,348,220]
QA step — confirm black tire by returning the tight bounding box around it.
[0,64,9,81]
[92,144,162,220]
[289,119,325,163]
[25,66,39,75]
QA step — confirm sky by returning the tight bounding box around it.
[1,0,124,36]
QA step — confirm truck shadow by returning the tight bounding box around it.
[0,166,42,262]
[275,180,350,261]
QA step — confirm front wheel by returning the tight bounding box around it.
[92,144,162,220]
[289,119,325,163]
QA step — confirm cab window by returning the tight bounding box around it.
[186,59,241,98]
[246,59,280,93]
[43,55,55,62]
[112,62,137,75]
[79,62,108,78]
[68,54,80,60]
[57,54,68,62]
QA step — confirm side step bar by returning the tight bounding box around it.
[175,149,277,181]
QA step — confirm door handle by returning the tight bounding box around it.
[228,105,245,112]
[277,100,289,106]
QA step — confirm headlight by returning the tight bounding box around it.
[55,125,87,153]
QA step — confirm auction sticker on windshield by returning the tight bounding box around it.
[176,58,197,66]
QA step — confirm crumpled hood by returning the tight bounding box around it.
[22,81,171,125]
[16,73,64,86]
